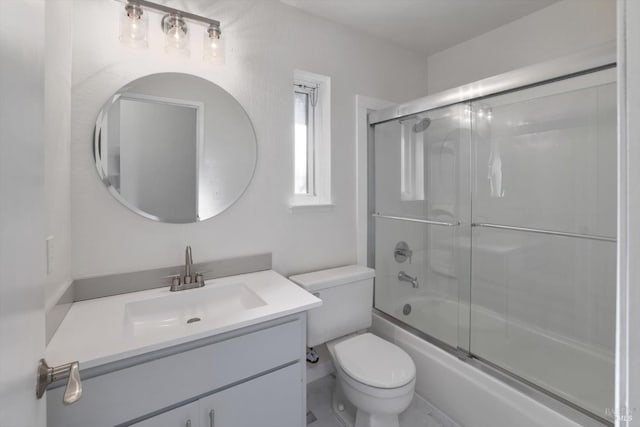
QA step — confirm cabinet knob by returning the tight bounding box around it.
[209,409,215,427]
[186,420,191,427]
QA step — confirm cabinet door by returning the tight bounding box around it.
[131,401,199,427]
[199,363,302,427]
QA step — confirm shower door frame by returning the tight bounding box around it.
[367,43,616,427]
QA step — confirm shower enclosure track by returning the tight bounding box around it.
[368,43,615,125]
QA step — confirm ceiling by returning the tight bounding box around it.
[281,0,560,56]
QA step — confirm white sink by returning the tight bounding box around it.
[124,283,267,336]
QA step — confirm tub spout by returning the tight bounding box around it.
[398,271,419,288]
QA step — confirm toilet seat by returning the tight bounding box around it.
[333,333,416,389]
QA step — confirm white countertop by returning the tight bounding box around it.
[46,270,322,370]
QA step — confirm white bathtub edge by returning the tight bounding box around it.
[371,312,587,427]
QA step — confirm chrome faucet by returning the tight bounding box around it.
[184,246,193,284]
[169,246,205,291]
[398,271,419,288]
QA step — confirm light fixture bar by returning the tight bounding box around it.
[118,0,220,28]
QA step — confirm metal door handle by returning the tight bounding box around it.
[209,409,215,427]
[36,358,83,405]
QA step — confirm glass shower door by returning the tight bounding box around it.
[469,68,616,417]
[372,103,471,350]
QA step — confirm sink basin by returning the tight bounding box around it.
[124,283,267,336]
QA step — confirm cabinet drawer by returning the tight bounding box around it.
[48,316,304,427]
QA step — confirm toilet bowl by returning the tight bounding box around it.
[289,265,417,427]
[328,333,416,427]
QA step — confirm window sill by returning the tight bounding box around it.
[289,202,335,213]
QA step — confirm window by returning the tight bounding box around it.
[292,70,331,208]
[294,84,316,195]
[400,115,425,201]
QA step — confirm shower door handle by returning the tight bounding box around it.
[373,213,460,227]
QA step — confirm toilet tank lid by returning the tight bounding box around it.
[289,265,375,292]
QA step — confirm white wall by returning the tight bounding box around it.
[44,1,73,305]
[426,0,616,94]
[70,0,429,279]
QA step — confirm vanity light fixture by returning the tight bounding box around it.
[119,2,148,48]
[116,0,223,63]
[162,14,190,56]
[204,24,225,64]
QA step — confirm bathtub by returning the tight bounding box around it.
[370,297,613,427]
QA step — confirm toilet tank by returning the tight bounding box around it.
[289,265,375,347]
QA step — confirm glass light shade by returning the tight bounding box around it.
[119,6,148,48]
[164,20,190,57]
[203,30,225,64]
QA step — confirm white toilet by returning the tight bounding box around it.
[290,265,416,427]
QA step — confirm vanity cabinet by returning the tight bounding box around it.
[48,314,306,427]
[131,402,199,427]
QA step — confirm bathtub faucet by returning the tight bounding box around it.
[398,271,419,288]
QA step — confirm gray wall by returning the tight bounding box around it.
[119,99,197,221]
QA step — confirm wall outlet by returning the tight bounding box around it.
[46,235,54,275]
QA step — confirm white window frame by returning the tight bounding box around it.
[291,69,332,210]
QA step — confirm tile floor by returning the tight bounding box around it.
[307,374,460,427]
[307,375,343,427]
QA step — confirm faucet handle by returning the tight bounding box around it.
[195,273,204,285]
[162,273,181,284]
[195,270,215,286]
[394,241,413,264]
[163,274,183,291]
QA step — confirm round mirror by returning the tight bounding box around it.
[93,73,257,223]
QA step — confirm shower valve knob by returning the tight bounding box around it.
[394,241,413,264]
